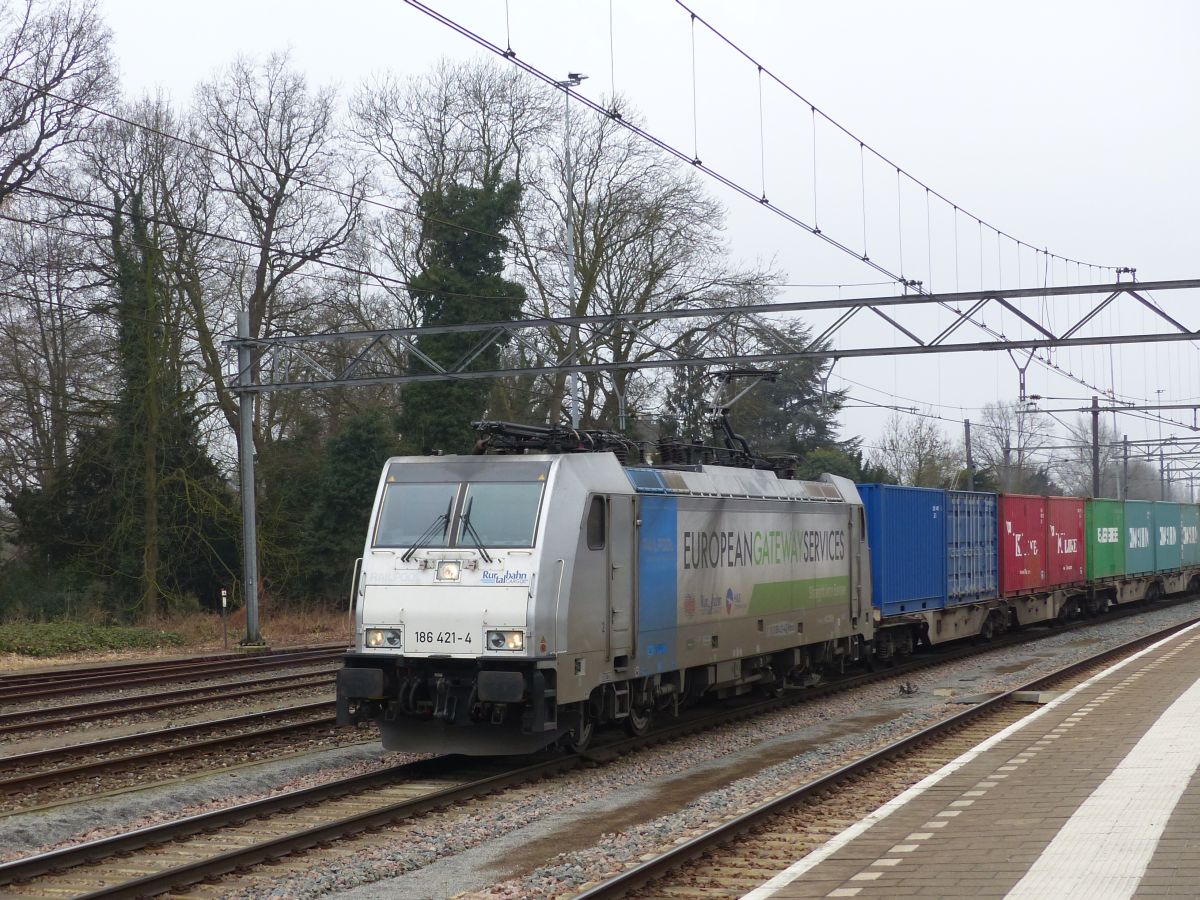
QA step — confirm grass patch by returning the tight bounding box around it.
[0,622,186,657]
[157,607,351,648]
[0,607,349,663]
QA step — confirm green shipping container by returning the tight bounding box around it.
[1086,499,1125,580]
[1182,505,1200,567]
[1089,496,1123,580]
[1154,502,1182,572]
[1125,501,1156,575]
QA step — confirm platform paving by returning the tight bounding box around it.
[742,620,1200,899]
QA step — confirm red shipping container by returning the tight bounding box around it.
[999,494,1048,596]
[1046,496,1086,586]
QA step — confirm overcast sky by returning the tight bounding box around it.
[101,0,1200,464]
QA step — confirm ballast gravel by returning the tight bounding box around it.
[188,598,1200,900]
[4,603,1196,895]
[0,739,418,861]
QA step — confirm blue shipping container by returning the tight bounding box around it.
[858,484,947,616]
[1124,500,1156,574]
[946,491,999,605]
[1153,502,1182,572]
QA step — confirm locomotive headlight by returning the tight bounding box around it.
[365,628,403,648]
[435,560,461,582]
[487,630,524,651]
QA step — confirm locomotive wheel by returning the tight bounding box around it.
[625,702,653,736]
[755,674,786,698]
[564,707,595,752]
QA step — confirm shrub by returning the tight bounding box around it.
[0,622,185,657]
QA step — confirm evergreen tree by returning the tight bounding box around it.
[103,194,240,617]
[255,412,327,600]
[5,192,242,620]
[725,360,847,457]
[659,338,710,441]
[301,410,399,600]
[398,171,526,453]
[793,446,897,484]
[107,193,169,617]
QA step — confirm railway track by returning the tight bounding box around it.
[0,702,356,813]
[0,600,1193,897]
[0,645,346,705]
[0,691,831,899]
[0,754,564,898]
[0,670,336,738]
[574,616,1200,899]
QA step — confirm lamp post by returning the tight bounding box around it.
[558,72,586,428]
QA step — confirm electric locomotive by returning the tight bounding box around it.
[336,422,873,755]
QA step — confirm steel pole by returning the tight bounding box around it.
[237,312,262,645]
[565,88,580,428]
[1091,396,1100,498]
[1122,435,1129,501]
[964,419,975,491]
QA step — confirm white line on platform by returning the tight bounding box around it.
[1004,647,1200,899]
[738,620,1200,900]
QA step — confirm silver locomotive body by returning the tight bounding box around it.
[337,453,872,754]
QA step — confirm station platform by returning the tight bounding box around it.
[743,620,1200,899]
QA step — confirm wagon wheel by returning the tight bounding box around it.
[979,615,996,642]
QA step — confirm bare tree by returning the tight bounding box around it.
[0,196,108,497]
[351,58,555,332]
[353,61,776,431]
[0,0,114,201]
[974,401,1056,492]
[513,103,777,426]
[1054,416,1170,499]
[74,97,204,620]
[195,52,366,441]
[871,412,961,487]
[351,58,553,202]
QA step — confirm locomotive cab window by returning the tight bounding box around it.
[586,496,606,550]
[456,482,544,548]
[374,482,458,548]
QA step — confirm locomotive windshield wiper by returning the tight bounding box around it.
[459,497,493,563]
[400,498,453,562]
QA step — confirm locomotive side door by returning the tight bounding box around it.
[848,506,862,625]
[607,493,636,668]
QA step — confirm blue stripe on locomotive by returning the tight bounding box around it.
[636,495,678,672]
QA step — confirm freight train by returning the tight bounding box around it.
[336,422,1200,755]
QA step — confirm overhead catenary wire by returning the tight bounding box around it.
[689,12,699,162]
[2,8,1172,436]
[1,199,977,382]
[811,106,819,231]
[0,28,1132,405]
[671,0,1116,272]
[6,179,882,312]
[0,72,912,303]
